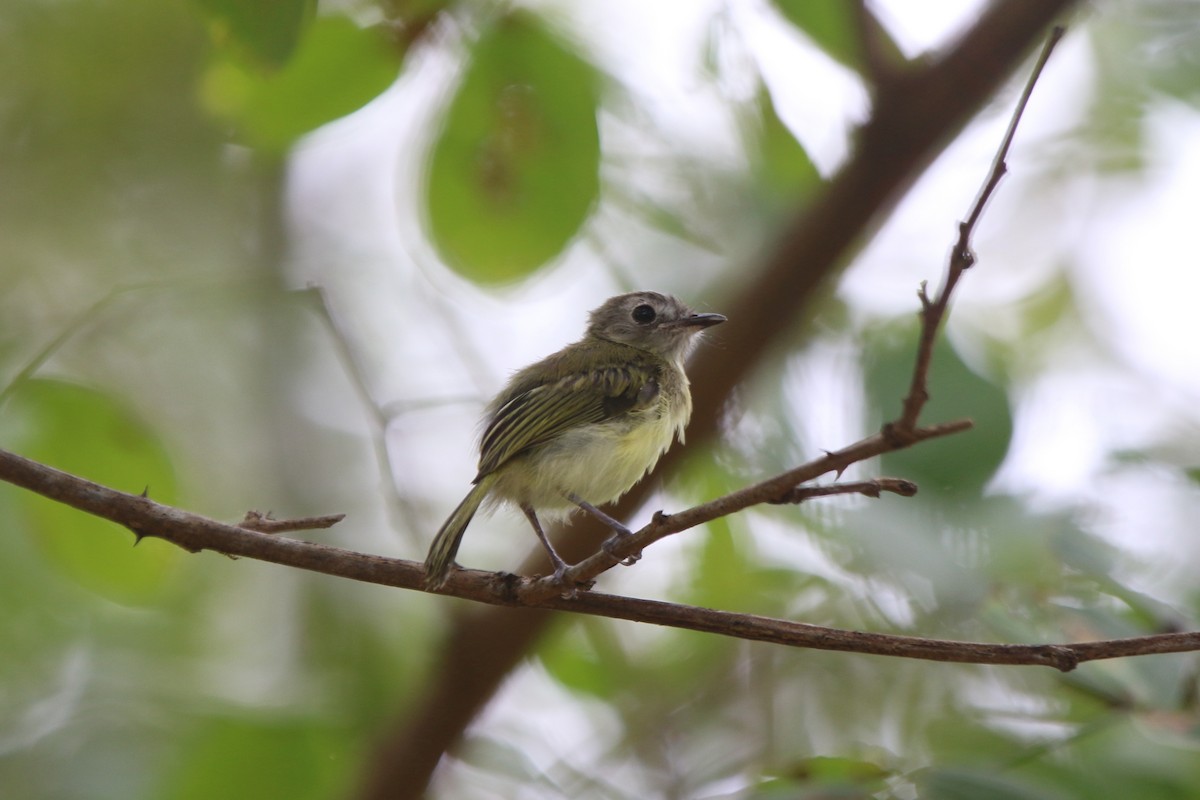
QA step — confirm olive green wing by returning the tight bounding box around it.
[476,364,660,477]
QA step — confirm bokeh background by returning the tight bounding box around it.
[4,0,1200,798]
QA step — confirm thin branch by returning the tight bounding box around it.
[303,287,430,540]
[4,445,1200,673]
[540,419,972,598]
[237,510,346,534]
[768,477,918,504]
[895,25,1066,433]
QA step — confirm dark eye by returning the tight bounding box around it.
[631,304,656,324]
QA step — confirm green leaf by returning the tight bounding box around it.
[771,0,862,71]
[2,379,180,604]
[160,716,351,800]
[194,0,315,68]
[919,768,1059,800]
[425,11,602,282]
[864,325,1013,499]
[748,85,821,210]
[536,621,621,699]
[201,15,400,153]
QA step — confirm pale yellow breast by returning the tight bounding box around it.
[490,370,692,513]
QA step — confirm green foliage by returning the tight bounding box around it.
[771,0,863,71]
[157,715,353,800]
[202,15,400,154]
[194,0,315,67]
[425,11,602,282]
[770,0,904,75]
[748,86,822,213]
[865,324,1013,499]
[919,768,1062,800]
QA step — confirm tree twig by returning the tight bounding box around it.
[5,445,1200,673]
[768,476,918,504]
[537,419,972,599]
[894,26,1066,433]
[237,510,346,534]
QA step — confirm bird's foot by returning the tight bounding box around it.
[568,493,642,566]
[551,563,595,599]
[602,531,642,566]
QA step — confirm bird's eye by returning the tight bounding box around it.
[631,304,657,324]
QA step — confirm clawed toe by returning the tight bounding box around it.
[550,567,595,599]
[602,535,642,566]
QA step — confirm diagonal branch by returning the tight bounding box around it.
[534,419,972,599]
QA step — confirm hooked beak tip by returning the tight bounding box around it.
[686,312,726,329]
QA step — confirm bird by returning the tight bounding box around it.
[423,291,725,589]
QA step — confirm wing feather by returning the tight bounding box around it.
[477,363,657,477]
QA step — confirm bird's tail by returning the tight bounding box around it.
[424,478,492,589]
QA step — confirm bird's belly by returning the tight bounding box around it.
[491,408,682,512]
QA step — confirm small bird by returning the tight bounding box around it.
[423,291,726,589]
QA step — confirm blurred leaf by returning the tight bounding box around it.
[194,0,315,68]
[0,0,219,232]
[2,379,180,604]
[1120,0,1200,106]
[752,755,889,797]
[770,0,905,77]
[201,15,399,153]
[864,325,1013,499]
[160,716,351,800]
[919,768,1059,800]
[538,620,623,699]
[1013,271,1076,339]
[458,734,543,784]
[771,0,862,71]
[747,85,821,212]
[425,11,601,282]
[693,517,751,610]
[1049,715,1200,799]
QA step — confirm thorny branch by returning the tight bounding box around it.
[4,444,1200,673]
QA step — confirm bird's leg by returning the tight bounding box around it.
[520,504,571,585]
[566,493,641,566]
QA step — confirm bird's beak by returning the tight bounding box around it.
[682,312,726,329]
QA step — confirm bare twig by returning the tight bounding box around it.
[894,26,1066,433]
[237,510,346,534]
[5,445,1200,673]
[304,287,429,540]
[768,477,918,504]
